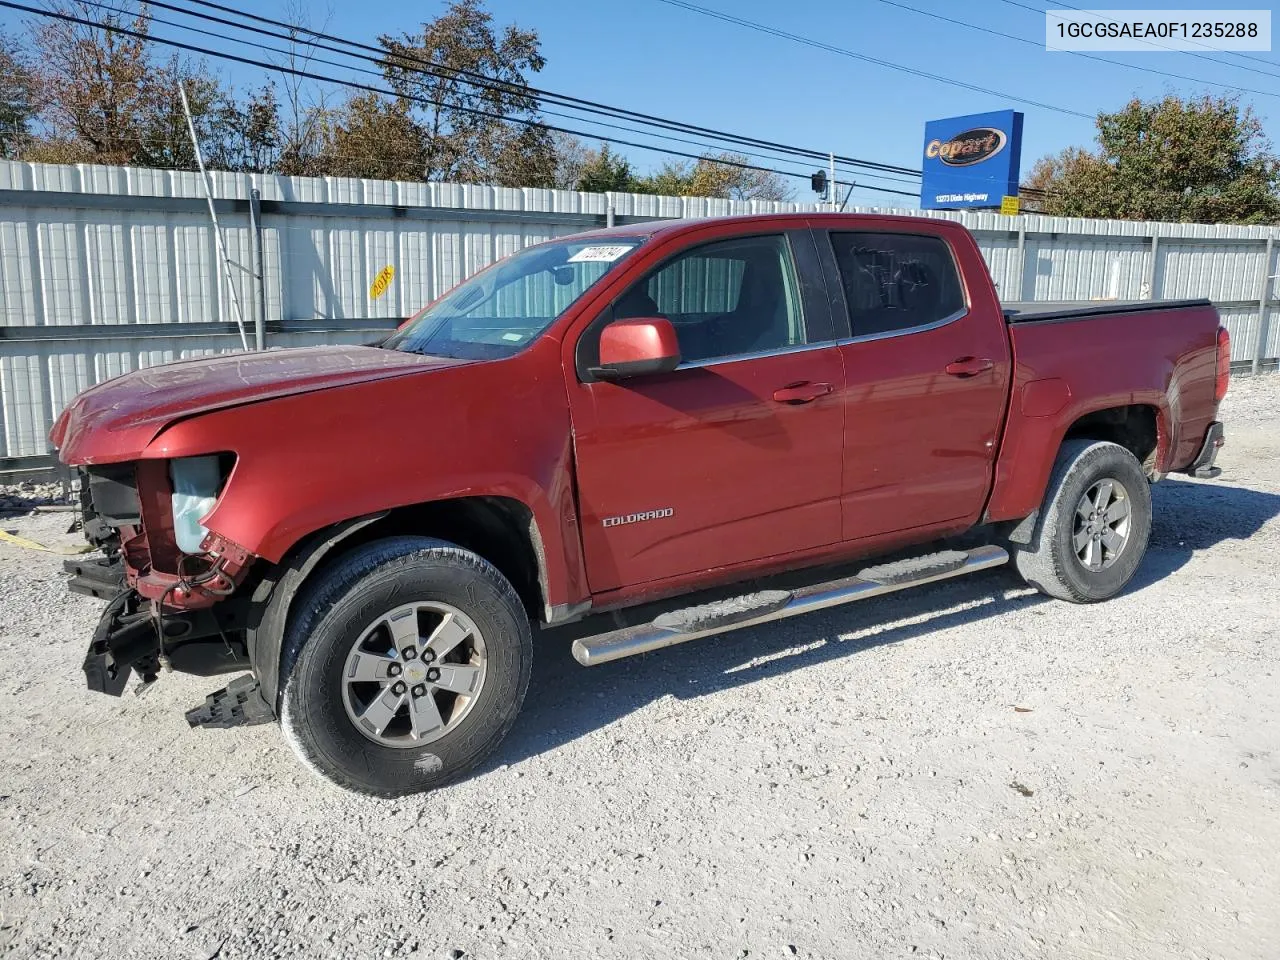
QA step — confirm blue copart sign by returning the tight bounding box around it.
[920,110,1024,210]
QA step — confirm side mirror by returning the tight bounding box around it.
[591,317,682,381]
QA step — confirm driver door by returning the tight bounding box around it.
[568,228,846,593]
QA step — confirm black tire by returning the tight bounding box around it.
[279,536,532,797]
[1012,439,1152,603]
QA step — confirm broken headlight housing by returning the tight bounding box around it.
[169,455,228,554]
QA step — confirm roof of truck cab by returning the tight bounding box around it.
[559,212,964,244]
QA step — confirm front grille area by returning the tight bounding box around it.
[78,464,139,559]
[83,463,141,524]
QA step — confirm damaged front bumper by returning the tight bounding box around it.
[79,581,273,728]
[65,554,126,602]
[78,571,255,696]
[66,459,276,726]
[82,588,157,696]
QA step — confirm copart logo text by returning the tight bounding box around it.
[925,127,1007,167]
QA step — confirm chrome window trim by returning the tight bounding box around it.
[674,339,836,371]
[835,306,969,347]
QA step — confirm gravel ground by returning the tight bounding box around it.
[2,376,1279,960]
[0,481,69,515]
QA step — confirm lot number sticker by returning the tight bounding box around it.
[370,264,396,300]
[567,245,632,263]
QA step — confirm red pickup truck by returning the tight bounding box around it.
[52,213,1229,796]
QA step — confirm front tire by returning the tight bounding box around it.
[279,537,532,797]
[1012,439,1152,603]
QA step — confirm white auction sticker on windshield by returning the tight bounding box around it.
[567,245,632,263]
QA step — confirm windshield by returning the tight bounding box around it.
[383,237,645,359]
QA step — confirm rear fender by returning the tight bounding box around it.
[985,396,1169,523]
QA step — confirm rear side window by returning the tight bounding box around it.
[830,232,965,337]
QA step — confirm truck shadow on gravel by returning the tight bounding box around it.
[497,479,1280,766]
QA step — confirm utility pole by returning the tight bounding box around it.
[829,153,837,212]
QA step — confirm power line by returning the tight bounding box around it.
[160,0,1064,202]
[2,0,925,199]
[650,0,1094,120]
[83,0,898,183]
[871,0,1280,101]
[996,0,1280,83]
[162,0,922,179]
[98,0,922,188]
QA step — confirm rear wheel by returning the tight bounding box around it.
[1012,439,1152,602]
[279,537,532,796]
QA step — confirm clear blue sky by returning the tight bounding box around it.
[5,0,1279,206]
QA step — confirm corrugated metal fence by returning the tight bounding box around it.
[1,158,1277,470]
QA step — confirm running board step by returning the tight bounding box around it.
[572,545,1009,667]
[856,549,970,584]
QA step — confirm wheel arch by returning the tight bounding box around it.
[1060,403,1163,474]
[987,398,1168,530]
[246,495,563,713]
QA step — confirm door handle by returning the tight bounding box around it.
[944,357,995,378]
[772,381,833,404]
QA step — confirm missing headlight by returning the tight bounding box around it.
[169,456,225,554]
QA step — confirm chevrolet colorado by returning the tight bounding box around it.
[52,213,1229,796]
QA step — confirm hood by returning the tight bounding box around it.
[52,345,470,464]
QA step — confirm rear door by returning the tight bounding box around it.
[568,228,845,593]
[819,227,1012,540]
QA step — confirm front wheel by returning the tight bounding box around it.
[1012,439,1153,603]
[279,537,532,797]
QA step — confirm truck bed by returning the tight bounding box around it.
[986,295,1222,523]
[1003,298,1212,323]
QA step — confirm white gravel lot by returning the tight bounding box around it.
[2,376,1279,960]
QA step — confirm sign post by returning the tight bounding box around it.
[920,110,1024,211]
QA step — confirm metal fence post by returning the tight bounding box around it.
[248,187,267,351]
[1144,234,1159,300]
[1255,236,1273,375]
[1014,222,1026,300]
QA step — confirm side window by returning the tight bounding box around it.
[830,232,965,338]
[615,234,806,363]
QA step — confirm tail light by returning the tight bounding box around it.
[1215,326,1231,402]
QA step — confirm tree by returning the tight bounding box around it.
[491,123,558,188]
[0,30,37,158]
[575,143,636,192]
[573,145,794,199]
[377,0,550,184]
[7,0,728,193]
[134,58,235,171]
[317,92,428,181]
[683,153,792,201]
[26,1,156,164]
[270,0,334,177]
[547,131,589,189]
[1027,94,1280,224]
[228,84,285,173]
[633,159,691,197]
[632,152,793,201]
[20,1,260,170]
